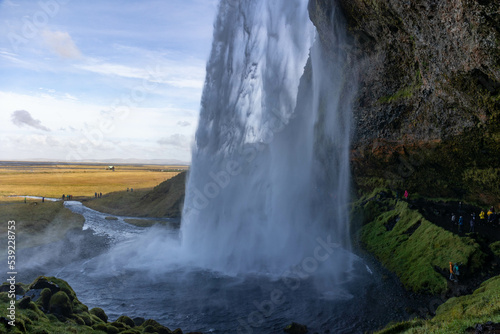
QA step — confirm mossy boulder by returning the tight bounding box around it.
[90,307,108,323]
[491,241,500,258]
[141,319,172,333]
[37,288,52,311]
[49,291,73,317]
[0,282,27,295]
[116,315,135,327]
[29,276,60,295]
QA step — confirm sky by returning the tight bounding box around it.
[0,0,219,163]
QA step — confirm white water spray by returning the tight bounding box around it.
[181,0,355,278]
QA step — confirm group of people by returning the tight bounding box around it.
[451,213,476,233]
[479,207,499,226]
[62,194,73,200]
[94,192,103,198]
[451,206,499,233]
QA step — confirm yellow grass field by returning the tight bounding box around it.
[0,163,186,199]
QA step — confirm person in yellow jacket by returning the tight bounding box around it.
[479,210,485,225]
[487,209,493,223]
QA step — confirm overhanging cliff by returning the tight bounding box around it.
[309,0,500,202]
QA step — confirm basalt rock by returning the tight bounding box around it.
[309,0,500,202]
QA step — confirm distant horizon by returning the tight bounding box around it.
[0,158,190,166]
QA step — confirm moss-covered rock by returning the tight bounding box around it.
[37,288,52,312]
[116,315,135,327]
[491,241,500,258]
[90,307,108,323]
[141,319,172,333]
[49,291,73,317]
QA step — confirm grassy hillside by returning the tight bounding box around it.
[377,275,500,333]
[355,190,487,294]
[84,171,186,218]
[0,200,85,249]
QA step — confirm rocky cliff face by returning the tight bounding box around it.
[309,0,500,203]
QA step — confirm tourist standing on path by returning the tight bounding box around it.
[404,190,409,200]
[487,208,494,224]
[458,216,464,233]
[479,210,485,226]
[451,213,456,226]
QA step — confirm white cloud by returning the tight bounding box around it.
[41,30,82,59]
[158,134,191,149]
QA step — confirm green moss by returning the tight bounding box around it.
[116,315,135,327]
[376,275,500,333]
[37,288,52,311]
[377,64,423,104]
[49,291,73,317]
[491,241,500,258]
[360,199,486,294]
[90,307,108,323]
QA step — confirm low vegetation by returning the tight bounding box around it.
[355,189,486,294]
[0,201,84,249]
[377,275,500,333]
[84,172,187,218]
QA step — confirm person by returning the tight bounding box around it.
[42,197,44,203]
[470,216,475,233]
[453,263,460,281]
[487,208,493,223]
[95,192,97,198]
[449,262,454,281]
[62,194,65,201]
[479,210,485,225]
[404,190,409,200]
[451,213,456,226]
[458,216,464,233]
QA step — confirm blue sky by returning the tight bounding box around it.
[0,0,218,163]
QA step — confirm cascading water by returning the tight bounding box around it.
[181,0,355,279]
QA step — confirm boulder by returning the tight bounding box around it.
[49,291,73,317]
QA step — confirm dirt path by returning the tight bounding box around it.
[411,199,500,243]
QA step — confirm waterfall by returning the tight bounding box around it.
[181,0,354,279]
